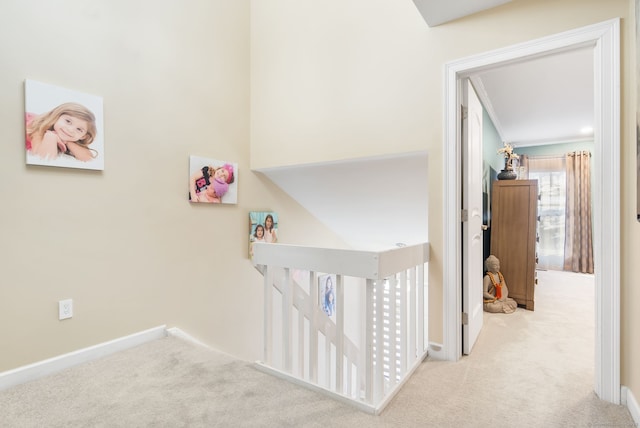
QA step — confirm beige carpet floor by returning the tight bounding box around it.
[0,270,635,427]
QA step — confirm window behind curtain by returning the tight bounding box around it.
[526,156,566,271]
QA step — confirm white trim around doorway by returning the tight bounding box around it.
[442,18,620,404]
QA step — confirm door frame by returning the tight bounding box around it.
[442,19,620,403]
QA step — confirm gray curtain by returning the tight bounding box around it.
[564,151,594,273]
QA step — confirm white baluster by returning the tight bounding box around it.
[335,274,344,394]
[283,268,292,372]
[364,278,374,404]
[309,270,318,383]
[264,266,272,365]
[374,279,385,403]
[409,266,417,367]
[399,270,408,377]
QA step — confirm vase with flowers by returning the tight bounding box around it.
[497,142,519,180]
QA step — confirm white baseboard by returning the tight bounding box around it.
[167,327,243,361]
[0,325,167,392]
[255,361,377,415]
[622,385,640,426]
[166,327,214,350]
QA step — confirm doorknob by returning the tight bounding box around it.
[481,225,489,231]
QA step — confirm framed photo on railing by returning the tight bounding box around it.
[249,211,279,259]
[319,274,336,319]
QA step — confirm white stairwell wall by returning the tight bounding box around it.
[252,242,429,414]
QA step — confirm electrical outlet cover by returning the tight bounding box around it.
[59,299,73,320]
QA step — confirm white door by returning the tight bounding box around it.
[462,79,484,354]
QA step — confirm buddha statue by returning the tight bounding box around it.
[483,255,518,314]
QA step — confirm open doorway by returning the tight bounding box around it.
[442,19,620,404]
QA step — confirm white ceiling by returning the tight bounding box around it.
[257,153,428,251]
[412,0,513,27]
[413,0,595,148]
[471,46,594,147]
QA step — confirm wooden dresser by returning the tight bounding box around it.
[489,179,538,310]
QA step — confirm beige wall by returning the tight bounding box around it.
[250,0,639,402]
[0,0,346,372]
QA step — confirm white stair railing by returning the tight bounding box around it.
[252,242,429,415]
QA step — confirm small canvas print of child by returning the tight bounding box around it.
[189,155,238,204]
[25,79,104,171]
[249,211,278,258]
